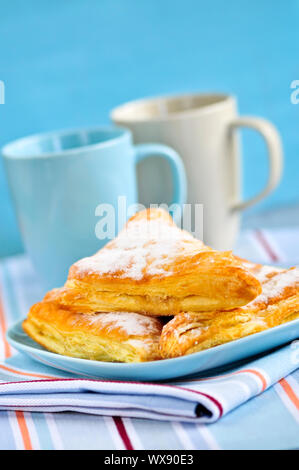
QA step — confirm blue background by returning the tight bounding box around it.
[1,0,299,257]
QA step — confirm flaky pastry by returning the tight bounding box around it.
[23,302,163,363]
[160,267,299,358]
[45,208,261,316]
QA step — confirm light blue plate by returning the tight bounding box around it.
[6,319,299,381]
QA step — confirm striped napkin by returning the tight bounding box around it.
[0,342,298,422]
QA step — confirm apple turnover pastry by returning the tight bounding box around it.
[159,267,299,358]
[23,301,163,363]
[45,208,261,316]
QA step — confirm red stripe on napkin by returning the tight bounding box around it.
[113,417,134,450]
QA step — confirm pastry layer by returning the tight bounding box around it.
[23,302,163,363]
[160,267,299,358]
[47,209,261,315]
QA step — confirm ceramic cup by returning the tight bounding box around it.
[2,126,186,289]
[112,93,283,250]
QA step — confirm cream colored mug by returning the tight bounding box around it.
[111,93,283,250]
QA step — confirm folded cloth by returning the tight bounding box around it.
[0,342,298,422]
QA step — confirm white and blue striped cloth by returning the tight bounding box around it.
[0,228,298,450]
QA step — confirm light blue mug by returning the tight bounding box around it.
[2,126,186,290]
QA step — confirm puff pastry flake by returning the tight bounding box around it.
[23,302,163,363]
[160,267,299,358]
[47,208,261,316]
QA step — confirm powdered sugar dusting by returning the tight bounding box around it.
[127,338,156,354]
[254,265,283,283]
[73,311,161,337]
[74,214,204,280]
[240,260,260,272]
[250,267,299,307]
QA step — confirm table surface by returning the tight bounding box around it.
[0,226,298,450]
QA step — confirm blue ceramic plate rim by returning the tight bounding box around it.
[6,318,299,378]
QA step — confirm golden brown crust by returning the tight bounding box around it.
[23,301,163,363]
[47,208,261,315]
[160,267,299,358]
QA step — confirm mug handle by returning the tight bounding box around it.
[228,117,283,212]
[134,143,187,221]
